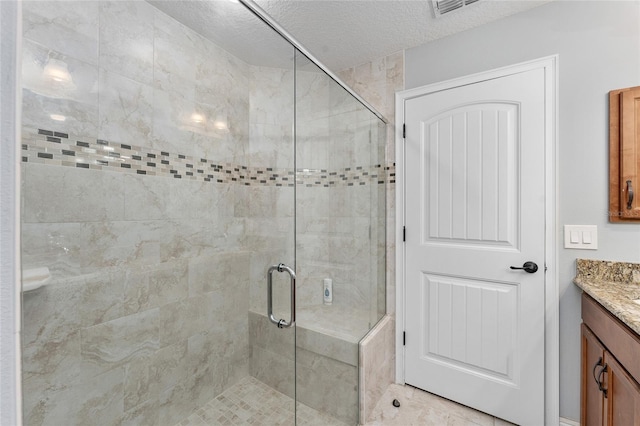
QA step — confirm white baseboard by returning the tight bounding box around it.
[559,417,579,426]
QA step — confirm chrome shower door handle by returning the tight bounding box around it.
[267,263,296,328]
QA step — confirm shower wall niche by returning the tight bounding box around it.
[20,1,386,425]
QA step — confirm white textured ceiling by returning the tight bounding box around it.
[256,0,551,70]
[151,0,552,72]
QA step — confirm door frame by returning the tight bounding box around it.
[395,55,559,425]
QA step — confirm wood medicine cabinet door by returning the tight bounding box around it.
[611,86,640,221]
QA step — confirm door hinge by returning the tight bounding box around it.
[402,124,406,139]
[403,331,406,346]
[403,226,406,242]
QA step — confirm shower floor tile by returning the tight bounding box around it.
[175,376,349,426]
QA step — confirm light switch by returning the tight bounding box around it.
[564,225,598,250]
[570,231,580,243]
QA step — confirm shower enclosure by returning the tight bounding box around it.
[19,0,386,425]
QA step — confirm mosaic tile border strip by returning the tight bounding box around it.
[22,127,395,187]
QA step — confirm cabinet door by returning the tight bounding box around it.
[620,87,640,219]
[582,324,606,426]
[604,351,640,426]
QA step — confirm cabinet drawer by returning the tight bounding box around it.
[582,294,640,384]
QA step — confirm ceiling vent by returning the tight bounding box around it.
[432,0,481,17]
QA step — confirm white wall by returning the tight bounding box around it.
[0,1,21,424]
[404,1,640,421]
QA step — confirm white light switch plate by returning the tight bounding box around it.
[564,225,598,250]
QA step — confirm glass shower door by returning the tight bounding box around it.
[19,1,298,424]
[294,51,387,425]
[243,41,298,425]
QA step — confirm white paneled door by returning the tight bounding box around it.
[404,68,546,425]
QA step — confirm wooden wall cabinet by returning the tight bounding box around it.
[581,294,640,425]
[610,86,640,222]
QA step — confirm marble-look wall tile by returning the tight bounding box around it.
[22,39,99,137]
[151,341,189,399]
[353,58,387,116]
[385,51,404,125]
[148,8,251,162]
[151,87,206,157]
[23,326,137,405]
[24,367,124,426]
[21,2,256,424]
[250,66,295,126]
[165,180,214,221]
[247,123,293,169]
[295,176,380,313]
[249,344,295,398]
[249,312,295,395]
[124,259,188,315]
[22,269,125,346]
[22,1,99,65]
[21,220,160,276]
[188,251,250,296]
[123,356,156,412]
[99,1,154,85]
[248,310,360,424]
[328,75,362,119]
[339,52,404,318]
[23,164,124,223]
[81,308,160,368]
[337,67,355,89]
[157,380,194,426]
[22,38,99,106]
[22,216,242,278]
[150,89,247,162]
[338,52,403,425]
[195,40,249,110]
[296,326,359,367]
[159,296,209,348]
[327,114,357,170]
[298,119,330,165]
[249,310,296,360]
[98,69,153,144]
[121,398,159,426]
[296,349,358,425]
[122,174,170,222]
[296,69,331,120]
[359,315,395,423]
[152,18,197,99]
[245,186,295,218]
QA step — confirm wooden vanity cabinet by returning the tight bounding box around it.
[582,324,605,426]
[581,294,640,426]
[604,351,640,426]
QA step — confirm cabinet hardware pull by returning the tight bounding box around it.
[627,180,634,210]
[596,363,608,398]
[592,356,603,386]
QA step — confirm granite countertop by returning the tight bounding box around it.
[574,259,640,336]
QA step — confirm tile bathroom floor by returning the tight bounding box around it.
[365,383,515,426]
[177,377,513,426]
